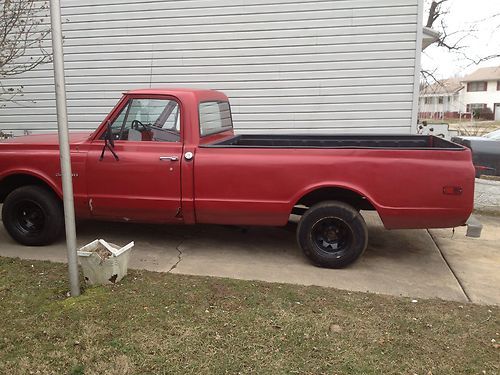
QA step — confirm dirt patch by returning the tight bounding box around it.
[92,243,112,260]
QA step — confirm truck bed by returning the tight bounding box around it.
[204,134,464,150]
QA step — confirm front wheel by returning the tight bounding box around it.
[297,201,368,268]
[2,185,64,246]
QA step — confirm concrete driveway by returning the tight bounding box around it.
[0,212,498,305]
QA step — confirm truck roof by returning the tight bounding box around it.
[125,88,228,101]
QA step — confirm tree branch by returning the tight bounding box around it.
[426,0,448,28]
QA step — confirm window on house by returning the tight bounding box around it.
[466,103,487,112]
[497,81,500,90]
[424,97,433,104]
[467,81,487,92]
[438,97,444,104]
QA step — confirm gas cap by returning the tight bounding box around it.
[184,152,194,161]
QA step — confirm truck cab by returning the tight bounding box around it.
[82,89,233,224]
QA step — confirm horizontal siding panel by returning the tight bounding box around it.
[61,23,417,40]
[3,101,412,116]
[10,76,415,89]
[22,51,418,66]
[1,115,107,124]
[10,93,413,107]
[60,0,416,10]
[232,102,413,113]
[2,125,411,136]
[235,127,411,134]
[6,84,414,97]
[1,110,411,124]
[61,6,416,25]
[19,67,415,81]
[234,119,412,128]
[26,58,415,76]
[1,118,412,131]
[58,15,416,33]
[60,0,416,16]
[223,85,416,97]
[37,41,417,57]
[234,111,411,121]
[59,32,417,49]
[1,109,411,122]
[229,93,415,105]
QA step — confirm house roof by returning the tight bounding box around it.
[461,66,500,82]
[422,27,440,50]
[420,78,463,96]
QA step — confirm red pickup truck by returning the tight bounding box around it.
[0,89,476,268]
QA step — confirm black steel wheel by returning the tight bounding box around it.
[297,201,368,268]
[2,185,64,246]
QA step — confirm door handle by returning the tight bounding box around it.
[159,156,179,161]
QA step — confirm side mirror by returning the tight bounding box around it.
[105,121,115,148]
[100,121,119,161]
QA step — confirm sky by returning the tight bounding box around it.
[421,0,500,79]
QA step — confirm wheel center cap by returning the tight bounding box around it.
[325,228,338,241]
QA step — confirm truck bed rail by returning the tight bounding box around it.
[204,134,464,150]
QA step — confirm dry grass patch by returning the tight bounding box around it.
[0,257,498,374]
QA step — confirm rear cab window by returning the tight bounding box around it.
[199,101,233,137]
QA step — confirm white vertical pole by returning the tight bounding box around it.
[49,0,80,297]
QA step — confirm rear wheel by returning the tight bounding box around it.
[297,201,368,268]
[2,185,64,246]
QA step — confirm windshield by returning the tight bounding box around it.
[106,98,181,142]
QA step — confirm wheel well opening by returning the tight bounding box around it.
[0,174,57,203]
[293,187,376,214]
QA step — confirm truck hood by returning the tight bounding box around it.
[0,132,93,145]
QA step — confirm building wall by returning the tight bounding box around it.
[0,0,422,136]
[462,80,500,113]
[418,92,464,119]
[419,93,462,114]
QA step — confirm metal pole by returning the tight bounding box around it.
[49,0,80,297]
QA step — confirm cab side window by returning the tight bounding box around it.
[107,98,181,142]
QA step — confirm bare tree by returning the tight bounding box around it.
[1,0,50,103]
[426,0,447,28]
[424,0,500,66]
[419,1,500,123]
[420,0,500,102]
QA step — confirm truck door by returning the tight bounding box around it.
[85,97,183,222]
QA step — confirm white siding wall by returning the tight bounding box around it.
[0,0,421,136]
[419,93,462,114]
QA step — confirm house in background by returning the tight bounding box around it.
[419,78,464,119]
[419,65,500,121]
[461,66,500,121]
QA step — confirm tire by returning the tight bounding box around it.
[297,201,368,268]
[2,185,64,246]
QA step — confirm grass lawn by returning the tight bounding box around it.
[0,257,498,375]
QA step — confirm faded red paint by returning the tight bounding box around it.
[0,89,475,230]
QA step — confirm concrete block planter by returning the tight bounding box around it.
[475,178,500,213]
[78,239,134,285]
